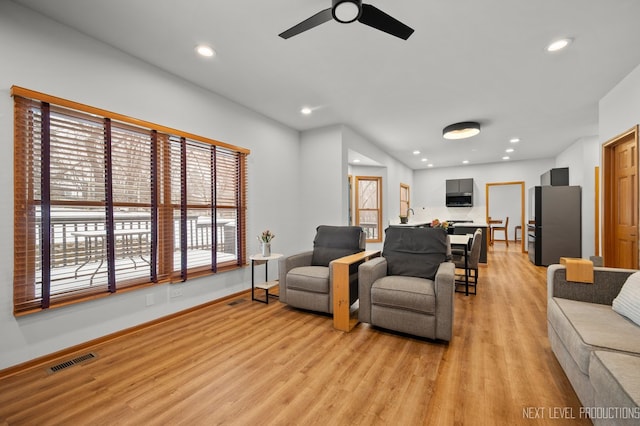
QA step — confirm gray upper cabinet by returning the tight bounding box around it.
[446,178,474,207]
[458,178,473,194]
[446,178,473,195]
[446,179,459,194]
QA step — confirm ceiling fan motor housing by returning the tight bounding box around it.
[332,0,363,23]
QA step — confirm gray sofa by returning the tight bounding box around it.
[547,264,640,424]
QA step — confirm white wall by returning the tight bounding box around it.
[555,136,600,258]
[600,62,640,143]
[488,185,522,241]
[343,126,413,251]
[298,125,346,247]
[413,158,555,225]
[598,62,640,262]
[0,2,300,369]
[297,125,413,252]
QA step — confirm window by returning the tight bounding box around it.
[400,183,410,217]
[12,87,249,315]
[355,176,382,242]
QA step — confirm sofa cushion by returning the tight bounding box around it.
[548,297,640,375]
[311,225,363,267]
[613,271,640,327]
[589,351,640,413]
[287,266,330,294]
[382,227,448,280]
[371,275,436,315]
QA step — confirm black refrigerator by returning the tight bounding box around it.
[528,186,581,266]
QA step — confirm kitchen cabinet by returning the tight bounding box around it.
[446,178,474,207]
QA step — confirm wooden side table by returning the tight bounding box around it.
[331,250,381,332]
[250,253,283,304]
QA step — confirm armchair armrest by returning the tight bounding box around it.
[358,256,388,324]
[434,261,455,341]
[278,251,313,303]
[547,264,636,306]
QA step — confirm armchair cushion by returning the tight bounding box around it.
[382,227,448,280]
[311,225,364,267]
[286,266,330,294]
[371,276,436,315]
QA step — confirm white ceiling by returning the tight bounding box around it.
[12,0,640,169]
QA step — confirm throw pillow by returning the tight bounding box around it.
[612,271,640,327]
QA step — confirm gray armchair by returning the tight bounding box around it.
[358,227,455,341]
[279,225,365,314]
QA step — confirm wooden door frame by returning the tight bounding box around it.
[602,125,639,267]
[485,181,526,253]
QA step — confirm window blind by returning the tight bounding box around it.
[12,87,249,315]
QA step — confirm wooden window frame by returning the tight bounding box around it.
[400,183,410,217]
[12,86,250,315]
[355,176,382,243]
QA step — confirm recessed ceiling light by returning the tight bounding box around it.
[301,107,312,115]
[421,158,428,162]
[510,138,520,143]
[546,38,572,52]
[505,148,514,153]
[195,44,215,57]
[413,150,421,155]
[462,160,469,164]
[502,156,510,160]
[353,159,361,163]
[427,164,434,168]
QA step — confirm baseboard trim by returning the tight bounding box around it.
[0,289,249,379]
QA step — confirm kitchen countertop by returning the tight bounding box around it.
[451,222,489,227]
[388,222,430,227]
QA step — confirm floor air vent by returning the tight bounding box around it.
[47,352,97,374]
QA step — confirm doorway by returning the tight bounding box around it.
[603,126,639,269]
[485,182,526,253]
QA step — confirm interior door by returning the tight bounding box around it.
[603,126,639,269]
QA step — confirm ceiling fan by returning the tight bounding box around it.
[279,0,414,40]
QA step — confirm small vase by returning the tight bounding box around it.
[261,242,271,257]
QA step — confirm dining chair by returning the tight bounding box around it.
[491,217,509,247]
[452,229,482,294]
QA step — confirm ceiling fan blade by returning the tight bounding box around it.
[358,4,414,40]
[279,8,333,39]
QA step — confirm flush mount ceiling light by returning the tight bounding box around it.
[195,44,215,57]
[546,38,572,52]
[301,106,312,115]
[443,122,481,140]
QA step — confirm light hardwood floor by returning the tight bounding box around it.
[0,243,590,425]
